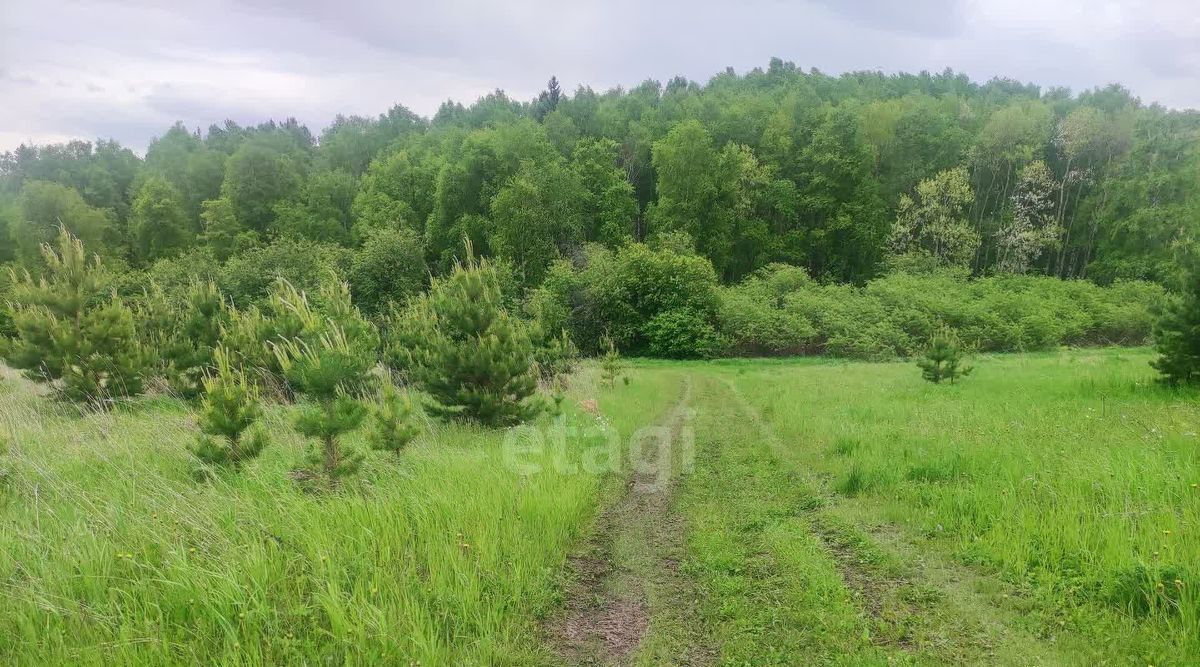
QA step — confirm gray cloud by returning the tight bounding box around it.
[0,0,1197,153]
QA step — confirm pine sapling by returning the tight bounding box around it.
[599,335,625,388]
[3,228,147,404]
[917,326,973,384]
[190,346,269,471]
[1152,267,1200,385]
[365,379,420,457]
[273,327,372,487]
[385,252,542,426]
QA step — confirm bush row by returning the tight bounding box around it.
[530,243,1165,361]
[723,265,1166,360]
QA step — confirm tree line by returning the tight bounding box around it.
[5,63,1199,285]
[0,61,1197,364]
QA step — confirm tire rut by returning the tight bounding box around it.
[548,375,713,666]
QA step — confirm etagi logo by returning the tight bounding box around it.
[502,407,695,494]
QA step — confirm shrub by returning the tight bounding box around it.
[644,308,722,359]
[716,266,1162,360]
[348,227,427,316]
[133,280,232,399]
[218,238,352,307]
[3,229,146,403]
[531,242,722,355]
[385,255,542,426]
[718,264,816,356]
[531,325,579,383]
[190,347,269,470]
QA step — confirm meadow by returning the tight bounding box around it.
[1,348,1198,665]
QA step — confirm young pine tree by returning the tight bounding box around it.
[273,327,373,487]
[599,335,625,388]
[917,326,973,384]
[1151,269,1200,385]
[3,228,146,403]
[365,379,420,458]
[190,347,269,470]
[386,254,542,426]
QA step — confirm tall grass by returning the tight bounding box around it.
[0,367,681,665]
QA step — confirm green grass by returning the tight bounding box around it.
[706,348,1200,664]
[0,366,682,665]
[3,348,1198,665]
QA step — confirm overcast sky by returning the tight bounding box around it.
[1,0,1197,153]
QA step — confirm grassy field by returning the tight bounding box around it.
[2,348,1198,665]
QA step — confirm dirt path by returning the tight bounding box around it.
[548,376,714,666]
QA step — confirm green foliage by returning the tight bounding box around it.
[533,242,722,356]
[161,280,233,398]
[890,166,979,269]
[351,147,438,239]
[220,139,303,233]
[365,379,420,457]
[272,169,356,244]
[130,176,192,262]
[917,326,974,384]
[225,278,379,396]
[570,138,637,246]
[1151,269,1200,385]
[10,181,114,265]
[995,160,1060,274]
[644,308,722,359]
[648,120,782,280]
[191,347,268,469]
[720,268,1164,360]
[0,269,15,340]
[143,123,226,219]
[2,229,145,403]
[386,254,541,426]
[718,263,817,356]
[0,197,15,264]
[530,326,579,383]
[599,335,624,388]
[348,227,427,316]
[273,327,372,485]
[218,238,351,307]
[490,159,585,287]
[0,433,10,491]
[198,197,253,261]
[2,61,1196,368]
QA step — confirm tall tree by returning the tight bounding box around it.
[995,160,1059,274]
[130,176,192,262]
[890,166,979,269]
[220,139,303,234]
[570,138,637,246]
[10,181,113,264]
[490,159,586,286]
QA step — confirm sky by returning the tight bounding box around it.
[1,0,1198,153]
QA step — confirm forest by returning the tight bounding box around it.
[2,60,1197,361]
